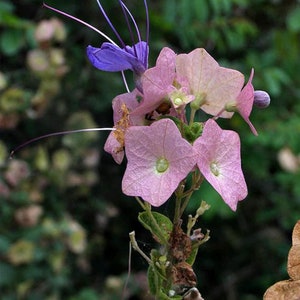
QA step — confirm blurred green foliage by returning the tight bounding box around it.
[1,0,300,299]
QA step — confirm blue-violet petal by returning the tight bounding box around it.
[87,41,148,74]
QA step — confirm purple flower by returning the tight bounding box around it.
[87,0,149,76]
[87,41,148,74]
[44,0,149,78]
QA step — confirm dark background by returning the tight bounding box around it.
[1,0,300,299]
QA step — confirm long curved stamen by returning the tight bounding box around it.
[96,0,126,48]
[10,127,115,158]
[119,1,142,58]
[143,0,149,67]
[120,1,150,69]
[121,72,130,93]
[43,3,117,45]
[44,3,129,93]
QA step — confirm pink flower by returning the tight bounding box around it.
[176,48,244,118]
[132,47,193,116]
[194,119,247,211]
[122,118,196,206]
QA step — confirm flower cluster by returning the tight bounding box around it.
[43,0,269,212]
[36,1,273,298]
[105,46,255,211]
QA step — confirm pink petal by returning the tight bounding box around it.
[131,47,177,115]
[112,89,144,125]
[122,118,196,206]
[236,68,257,135]
[104,132,124,164]
[194,119,247,211]
[176,48,244,117]
[104,89,144,164]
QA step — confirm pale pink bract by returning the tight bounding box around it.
[104,89,144,164]
[235,68,258,135]
[122,118,196,206]
[176,48,244,118]
[131,47,177,115]
[194,119,247,211]
[132,47,193,116]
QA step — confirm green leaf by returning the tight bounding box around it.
[163,0,176,24]
[180,0,192,26]
[210,0,222,16]
[0,236,10,253]
[0,1,14,14]
[147,265,160,296]
[0,28,25,55]
[222,0,231,14]
[158,292,174,299]
[138,211,173,245]
[186,246,199,266]
[193,0,208,22]
[69,288,99,300]
[0,262,15,286]
[287,7,300,32]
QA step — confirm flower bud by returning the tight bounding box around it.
[254,90,270,108]
[190,228,204,242]
[190,93,206,110]
[196,200,210,216]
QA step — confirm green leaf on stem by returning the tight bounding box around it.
[147,265,161,296]
[185,247,199,266]
[186,229,210,265]
[138,211,173,245]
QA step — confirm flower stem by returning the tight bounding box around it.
[179,190,194,218]
[173,180,186,224]
[189,107,197,125]
[144,202,169,245]
[129,231,151,264]
[136,198,167,244]
[173,172,204,224]
[135,196,146,210]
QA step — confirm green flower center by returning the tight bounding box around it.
[156,157,169,173]
[225,101,238,112]
[174,97,183,106]
[210,162,220,176]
